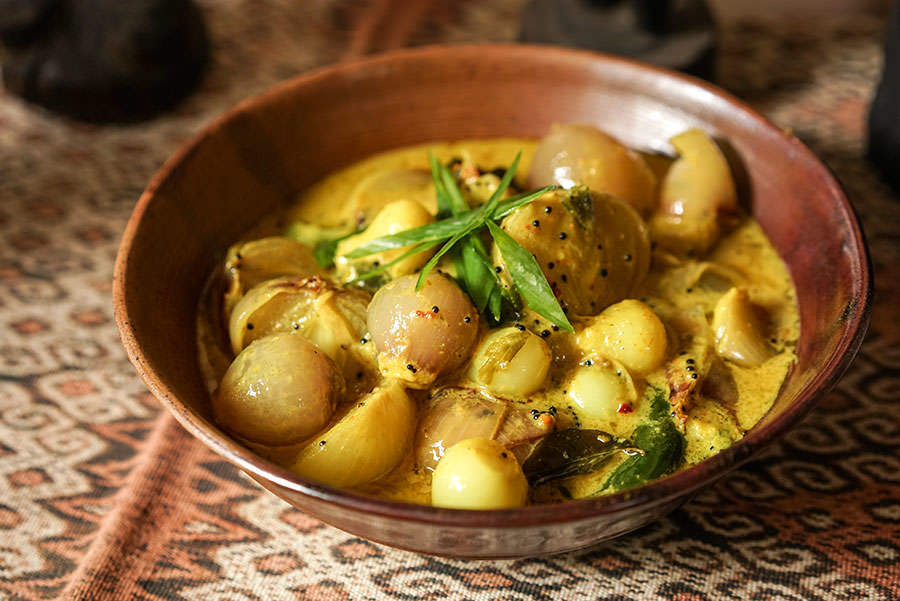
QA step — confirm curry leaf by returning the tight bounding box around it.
[481,151,521,218]
[343,214,472,259]
[487,285,502,322]
[435,156,469,215]
[429,152,464,218]
[343,186,555,260]
[415,214,484,290]
[523,429,639,487]
[464,232,521,321]
[493,186,557,219]
[429,154,504,310]
[312,238,342,268]
[598,388,685,493]
[458,236,496,313]
[485,220,573,332]
[284,221,357,268]
[561,185,594,230]
[345,150,567,331]
[348,240,438,283]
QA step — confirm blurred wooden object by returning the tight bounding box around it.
[0,0,208,123]
[341,0,431,61]
[709,0,891,22]
[869,1,900,194]
[519,0,716,79]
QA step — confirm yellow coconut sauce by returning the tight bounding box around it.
[197,134,799,507]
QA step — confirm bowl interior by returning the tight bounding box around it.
[115,45,870,525]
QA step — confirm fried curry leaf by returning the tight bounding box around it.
[560,185,595,230]
[598,387,685,493]
[522,429,638,487]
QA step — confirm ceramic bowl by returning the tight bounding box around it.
[114,44,871,558]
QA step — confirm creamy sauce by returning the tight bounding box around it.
[198,138,799,506]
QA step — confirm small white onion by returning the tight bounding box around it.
[431,438,528,509]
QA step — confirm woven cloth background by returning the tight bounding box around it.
[1,2,898,599]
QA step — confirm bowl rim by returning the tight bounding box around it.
[113,43,873,528]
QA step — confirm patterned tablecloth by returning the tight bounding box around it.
[1,2,898,599]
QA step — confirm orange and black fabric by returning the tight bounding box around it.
[0,2,897,600]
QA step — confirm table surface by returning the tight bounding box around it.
[1,2,898,600]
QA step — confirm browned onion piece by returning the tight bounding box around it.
[415,386,556,472]
[228,276,370,356]
[228,276,375,396]
[213,333,342,446]
[712,288,773,368]
[650,129,738,255]
[223,237,321,316]
[496,188,650,315]
[528,123,657,215]
[367,273,479,388]
[287,382,415,488]
[348,168,437,226]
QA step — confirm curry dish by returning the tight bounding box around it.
[197,124,798,508]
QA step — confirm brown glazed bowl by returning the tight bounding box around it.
[114,45,871,558]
